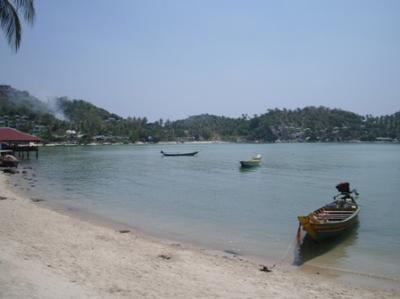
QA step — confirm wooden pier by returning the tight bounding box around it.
[0,127,41,160]
[8,145,39,159]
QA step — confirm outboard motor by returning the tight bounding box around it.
[334,182,358,205]
[336,182,350,193]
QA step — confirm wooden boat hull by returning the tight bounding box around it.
[240,160,261,168]
[240,155,262,168]
[298,201,359,242]
[298,214,358,241]
[161,151,199,157]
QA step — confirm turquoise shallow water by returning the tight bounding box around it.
[12,143,400,279]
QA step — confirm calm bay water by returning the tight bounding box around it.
[13,143,400,279]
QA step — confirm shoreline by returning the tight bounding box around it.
[1,172,399,298]
[11,180,400,284]
[35,140,400,147]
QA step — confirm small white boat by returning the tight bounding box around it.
[240,154,262,168]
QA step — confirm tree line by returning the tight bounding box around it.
[1,86,399,143]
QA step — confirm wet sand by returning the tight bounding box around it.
[0,172,398,298]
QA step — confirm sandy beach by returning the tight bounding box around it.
[0,172,398,299]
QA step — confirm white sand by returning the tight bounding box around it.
[0,173,398,299]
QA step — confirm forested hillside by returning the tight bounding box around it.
[0,85,399,143]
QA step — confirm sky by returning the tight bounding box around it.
[1,0,399,121]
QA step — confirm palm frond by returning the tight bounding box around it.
[12,0,35,24]
[0,0,21,51]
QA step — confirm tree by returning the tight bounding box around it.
[0,0,35,51]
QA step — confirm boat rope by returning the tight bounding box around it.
[266,224,301,271]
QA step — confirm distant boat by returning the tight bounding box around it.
[160,150,199,157]
[297,182,360,242]
[240,154,262,168]
[0,150,19,168]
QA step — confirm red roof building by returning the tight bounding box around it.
[0,127,41,142]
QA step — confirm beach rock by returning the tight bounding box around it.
[224,249,240,256]
[2,168,19,174]
[0,196,7,200]
[259,265,272,272]
[119,230,130,234]
[107,286,127,294]
[158,254,171,260]
[31,198,45,202]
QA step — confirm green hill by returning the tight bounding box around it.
[0,85,399,143]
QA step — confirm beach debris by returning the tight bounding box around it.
[119,229,130,234]
[95,234,111,241]
[224,249,240,256]
[31,198,45,202]
[22,170,27,174]
[2,168,19,174]
[0,196,7,200]
[259,265,273,273]
[108,286,127,294]
[158,254,171,260]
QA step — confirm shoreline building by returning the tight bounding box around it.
[0,127,41,159]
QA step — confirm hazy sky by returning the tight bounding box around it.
[1,0,399,120]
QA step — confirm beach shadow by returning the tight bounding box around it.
[293,220,359,266]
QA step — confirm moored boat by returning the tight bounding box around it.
[0,150,19,168]
[240,154,262,168]
[160,150,199,157]
[297,182,359,242]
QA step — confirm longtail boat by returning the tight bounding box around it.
[240,154,262,168]
[297,182,359,242]
[160,150,199,157]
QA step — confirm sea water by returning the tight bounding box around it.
[12,143,400,280]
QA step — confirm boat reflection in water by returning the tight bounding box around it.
[239,166,260,173]
[293,220,359,266]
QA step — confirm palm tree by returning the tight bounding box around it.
[0,0,35,51]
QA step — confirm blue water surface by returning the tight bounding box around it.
[14,143,400,279]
